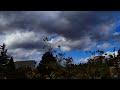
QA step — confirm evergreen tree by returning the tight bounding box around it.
[0,43,15,78]
[37,51,57,79]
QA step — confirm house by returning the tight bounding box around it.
[14,60,36,69]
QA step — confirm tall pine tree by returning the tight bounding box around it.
[0,43,15,78]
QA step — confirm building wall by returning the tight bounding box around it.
[14,60,36,69]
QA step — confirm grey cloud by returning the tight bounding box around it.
[0,11,120,55]
[37,11,119,42]
[0,11,120,61]
[4,31,49,51]
[8,48,42,61]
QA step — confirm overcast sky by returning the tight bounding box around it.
[0,11,120,63]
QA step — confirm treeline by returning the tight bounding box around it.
[1,39,120,79]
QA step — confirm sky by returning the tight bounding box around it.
[1,11,120,64]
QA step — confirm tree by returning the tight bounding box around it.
[0,43,15,78]
[117,49,120,57]
[0,43,9,65]
[37,51,57,79]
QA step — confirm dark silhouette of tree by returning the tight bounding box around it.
[0,43,15,78]
[37,51,57,79]
[40,51,57,64]
[0,44,9,65]
[117,49,120,57]
[96,49,104,56]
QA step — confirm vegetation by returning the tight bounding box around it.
[1,38,120,79]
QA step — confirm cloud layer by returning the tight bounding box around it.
[0,11,120,61]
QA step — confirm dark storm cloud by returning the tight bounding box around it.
[0,11,120,61]
[9,41,45,50]
[0,11,120,52]
[59,11,118,41]
[32,11,119,41]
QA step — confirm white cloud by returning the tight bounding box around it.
[4,30,47,49]
[5,31,36,46]
[8,48,42,62]
[48,36,71,52]
[103,51,118,58]
[113,32,120,36]
[49,35,97,52]
[60,46,71,52]
[73,58,89,64]
[97,43,112,49]
[74,50,118,64]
